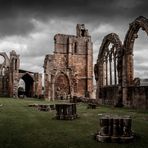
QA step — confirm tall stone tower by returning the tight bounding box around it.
[44,24,93,100]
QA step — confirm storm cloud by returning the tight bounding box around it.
[0,0,147,80]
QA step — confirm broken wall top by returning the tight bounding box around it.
[53,24,92,54]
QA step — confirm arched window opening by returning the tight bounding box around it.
[19,79,25,90]
[15,59,17,70]
[133,29,148,82]
[0,55,4,64]
[2,67,5,76]
[21,74,34,97]
[81,29,85,37]
[102,43,118,87]
[74,42,77,54]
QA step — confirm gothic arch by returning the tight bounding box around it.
[0,52,10,66]
[96,33,122,87]
[123,16,148,85]
[95,33,123,106]
[98,33,122,59]
[20,73,34,97]
[53,71,71,100]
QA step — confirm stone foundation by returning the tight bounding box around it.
[55,103,78,120]
[96,115,134,143]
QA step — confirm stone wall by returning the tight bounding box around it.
[98,86,118,105]
[97,86,148,109]
[34,73,42,97]
[126,86,148,109]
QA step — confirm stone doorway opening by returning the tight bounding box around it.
[21,73,34,97]
[54,73,70,100]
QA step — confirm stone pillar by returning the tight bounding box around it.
[126,51,134,85]
[86,41,93,97]
[44,73,50,100]
[9,50,20,98]
[122,48,133,107]
[105,57,108,86]
[109,54,112,85]
[34,73,42,97]
[114,57,117,85]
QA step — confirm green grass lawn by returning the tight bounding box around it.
[0,97,148,148]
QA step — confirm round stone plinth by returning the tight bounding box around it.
[111,136,120,143]
[96,134,110,143]
[120,136,134,143]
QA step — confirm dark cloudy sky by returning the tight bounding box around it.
[0,0,148,80]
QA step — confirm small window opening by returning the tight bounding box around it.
[81,29,85,37]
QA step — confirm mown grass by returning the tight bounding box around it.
[0,97,148,148]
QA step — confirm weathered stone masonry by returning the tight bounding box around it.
[0,50,20,97]
[44,24,93,100]
[95,16,148,109]
[0,50,42,98]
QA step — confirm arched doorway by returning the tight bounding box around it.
[18,79,25,97]
[54,73,70,100]
[21,73,34,97]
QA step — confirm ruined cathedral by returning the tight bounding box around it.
[44,24,93,100]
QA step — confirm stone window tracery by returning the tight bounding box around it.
[98,34,121,88]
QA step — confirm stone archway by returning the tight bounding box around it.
[21,73,34,97]
[123,16,148,86]
[0,53,10,97]
[95,33,122,106]
[122,16,148,107]
[54,73,70,100]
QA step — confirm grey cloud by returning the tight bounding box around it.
[0,0,147,37]
[135,64,148,72]
[0,17,34,37]
[134,56,147,65]
[0,0,147,76]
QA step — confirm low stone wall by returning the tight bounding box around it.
[127,86,148,109]
[98,86,118,106]
[98,86,148,109]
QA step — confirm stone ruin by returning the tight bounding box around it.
[0,50,19,97]
[1,16,147,111]
[0,50,42,98]
[95,16,148,109]
[44,24,93,100]
[55,103,77,120]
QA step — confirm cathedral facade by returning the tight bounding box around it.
[44,24,93,100]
